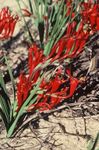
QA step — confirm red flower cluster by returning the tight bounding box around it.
[48,21,89,62]
[17,44,45,110]
[16,0,98,112]
[17,73,32,110]
[81,1,99,32]
[0,7,18,39]
[28,44,45,76]
[66,0,75,18]
[16,22,88,111]
[17,39,81,111]
[28,44,46,83]
[28,68,79,111]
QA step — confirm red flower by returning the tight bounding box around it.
[28,69,79,112]
[96,17,99,30]
[28,44,45,76]
[0,7,18,39]
[66,0,75,18]
[26,19,89,112]
[17,0,95,113]
[81,2,99,32]
[50,76,65,93]
[48,21,89,62]
[47,70,79,109]
[17,73,32,110]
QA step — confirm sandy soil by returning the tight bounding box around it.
[0,112,99,150]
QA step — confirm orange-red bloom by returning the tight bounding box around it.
[17,0,95,113]
[81,2,99,32]
[28,44,45,76]
[28,69,79,112]
[17,73,32,110]
[0,7,18,39]
[47,21,89,62]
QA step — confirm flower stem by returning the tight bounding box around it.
[16,0,34,44]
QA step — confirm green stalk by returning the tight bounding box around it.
[0,95,10,125]
[15,0,34,43]
[7,76,43,137]
[28,0,33,14]
[44,1,67,56]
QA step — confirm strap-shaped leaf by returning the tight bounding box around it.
[0,72,11,119]
[44,0,67,56]
[16,0,34,43]
[28,0,33,14]
[50,0,64,37]
[26,96,37,110]
[0,71,8,95]
[0,92,10,125]
[0,68,12,124]
[7,75,43,137]
[91,132,99,150]
[4,56,16,101]
[34,0,41,20]
[44,0,80,56]
[0,109,9,131]
[69,42,76,55]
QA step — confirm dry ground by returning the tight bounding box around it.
[0,111,99,150]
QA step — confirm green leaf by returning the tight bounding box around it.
[0,109,8,131]
[76,21,81,32]
[87,139,94,150]
[15,0,34,43]
[0,71,8,95]
[50,0,64,38]
[44,0,67,56]
[69,42,76,55]
[28,0,33,14]
[87,132,99,150]
[34,0,40,20]
[4,56,16,101]
[26,96,37,109]
[44,39,53,56]
[44,0,48,14]
[0,72,11,119]
[7,75,43,137]
[0,94,10,125]
[4,56,16,121]
[91,132,99,150]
